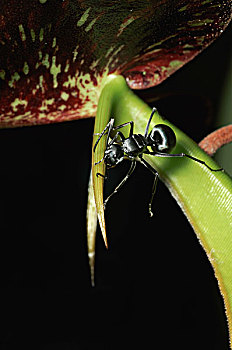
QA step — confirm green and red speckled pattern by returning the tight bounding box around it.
[0,0,231,127]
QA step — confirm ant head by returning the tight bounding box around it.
[148,124,176,153]
[105,144,124,168]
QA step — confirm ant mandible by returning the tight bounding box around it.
[94,108,222,217]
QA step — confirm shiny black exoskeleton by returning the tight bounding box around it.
[94,108,222,216]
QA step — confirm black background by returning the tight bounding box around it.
[1,23,231,350]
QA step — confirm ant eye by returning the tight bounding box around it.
[148,124,176,153]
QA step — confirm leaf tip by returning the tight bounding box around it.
[97,211,108,249]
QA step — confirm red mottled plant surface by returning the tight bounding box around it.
[0,0,231,127]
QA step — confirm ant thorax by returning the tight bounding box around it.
[122,134,148,157]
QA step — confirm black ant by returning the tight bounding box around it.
[94,108,223,216]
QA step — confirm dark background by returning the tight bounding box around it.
[0,23,231,350]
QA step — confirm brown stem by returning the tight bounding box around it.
[198,125,232,156]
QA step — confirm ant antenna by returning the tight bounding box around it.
[144,108,157,138]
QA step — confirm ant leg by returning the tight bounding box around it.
[108,130,125,146]
[95,158,104,165]
[139,157,159,217]
[93,118,114,152]
[104,160,136,209]
[96,172,108,180]
[144,107,157,138]
[151,151,223,172]
[94,119,131,154]
[94,119,115,167]
[113,121,134,137]
[96,166,109,180]
[96,172,106,178]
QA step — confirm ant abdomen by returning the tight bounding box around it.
[148,124,176,153]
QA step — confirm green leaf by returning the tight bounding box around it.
[89,74,232,345]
